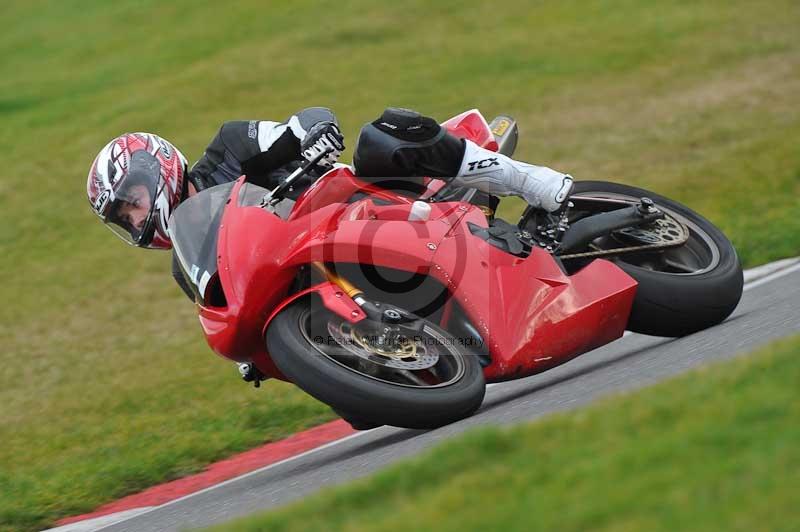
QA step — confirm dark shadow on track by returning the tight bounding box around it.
[255,428,429,484]
[478,337,676,413]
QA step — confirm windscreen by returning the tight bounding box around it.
[237,181,295,219]
[169,182,235,301]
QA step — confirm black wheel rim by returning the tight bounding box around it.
[299,308,467,389]
[569,192,721,276]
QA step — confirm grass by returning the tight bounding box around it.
[208,334,800,532]
[1,0,799,530]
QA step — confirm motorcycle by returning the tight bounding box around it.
[170,110,743,429]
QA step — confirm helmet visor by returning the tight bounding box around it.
[105,150,162,246]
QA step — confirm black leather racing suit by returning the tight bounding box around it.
[187,107,339,197]
[172,107,339,298]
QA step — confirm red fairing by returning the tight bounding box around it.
[196,110,638,383]
[425,205,637,381]
[291,166,414,220]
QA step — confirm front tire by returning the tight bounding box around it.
[568,181,743,337]
[266,298,486,429]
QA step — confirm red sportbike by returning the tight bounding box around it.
[170,110,743,429]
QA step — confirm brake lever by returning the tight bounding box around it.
[260,147,333,207]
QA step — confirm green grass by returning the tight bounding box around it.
[208,335,800,532]
[1,1,799,530]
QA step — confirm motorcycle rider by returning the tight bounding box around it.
[86,107,573,295]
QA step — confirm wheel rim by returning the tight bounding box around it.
[570,192,721,276]
[299,308,467,389]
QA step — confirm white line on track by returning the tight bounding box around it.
[45,508,155,532]
[743,260,800,292]
[46,432,371,532]
[742,257,800,284]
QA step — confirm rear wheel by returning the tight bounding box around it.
[266,298,486,429]
[559,181,743,337]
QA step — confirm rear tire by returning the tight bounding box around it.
[266,298,486,429]
[570,181,743,337]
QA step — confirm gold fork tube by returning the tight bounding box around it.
[311,262,363,299]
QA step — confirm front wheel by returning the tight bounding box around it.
[266,298,486,429]
[560,181,743,337]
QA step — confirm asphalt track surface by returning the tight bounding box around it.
[81,261,800,531]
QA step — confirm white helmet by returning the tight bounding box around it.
[87,132,187,249]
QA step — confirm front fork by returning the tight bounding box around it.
[310,262,422,350]
[311,262,406,323]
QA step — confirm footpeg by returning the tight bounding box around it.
[238,362,266,388]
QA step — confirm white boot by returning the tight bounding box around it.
[453,139,573,212]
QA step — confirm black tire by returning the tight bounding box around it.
[266,298,486,429]
[569,181,743,337]
[330,407,383,431]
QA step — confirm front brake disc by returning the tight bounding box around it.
[326,320,439,370]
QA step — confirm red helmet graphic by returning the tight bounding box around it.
[87,133,187,249]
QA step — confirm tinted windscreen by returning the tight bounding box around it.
[237,181,294,219]
[169,182,235,300]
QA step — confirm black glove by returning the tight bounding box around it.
[301,122,345,169]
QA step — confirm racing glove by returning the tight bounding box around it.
[301,122,345,169]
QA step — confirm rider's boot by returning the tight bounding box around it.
[453,139,574,213]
